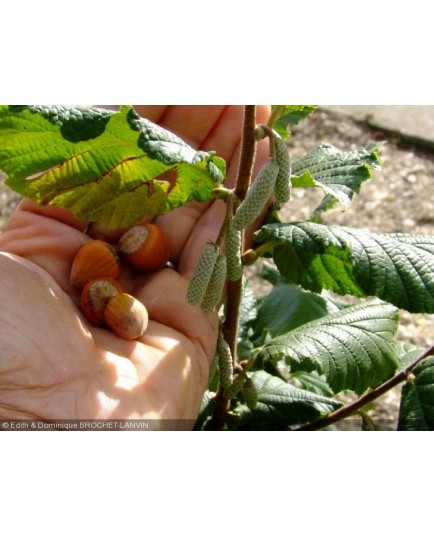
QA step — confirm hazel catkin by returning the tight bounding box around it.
[217,333,234,389]
[274,136,292,206]
[186,243,220,306]
[232,159,279,231]
[201,252,227,313]
[224,220,243,281]
[223,372,247,400]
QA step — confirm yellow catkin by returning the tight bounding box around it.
[201,252,227,313]
[186,243,219,306]
[225,220,243,281]
[232,159,279,231]
[223,373,247,400]
[274,137,292,205]
[217,333,234,389]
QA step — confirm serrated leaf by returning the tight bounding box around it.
[398,357,434,430]
[0,105,225,229]
[256,222,434,313]
[230,370,341,429]
[254,282,339,338]
[258,300,399,395]
[291,143,381,212]
[290,371,334,397]
[270,105,317,139]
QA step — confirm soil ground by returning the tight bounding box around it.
[2,108,434,430]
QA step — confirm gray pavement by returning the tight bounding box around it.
[320,105,434,148]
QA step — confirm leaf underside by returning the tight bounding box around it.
[255,222,434,314]
[0,105,225,229]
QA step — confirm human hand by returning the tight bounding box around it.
[0,105,270,428]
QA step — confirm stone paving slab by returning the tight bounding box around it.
[320,105,434,148]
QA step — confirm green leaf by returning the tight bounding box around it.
[254,282,339,338]
[260,262,282,286]
[230,370,341,429]
[255,222,434,313]
[193,390,217,431]
[270,105,317,139]
[396,341,425,371]
[291,143,381,212]
[398,357,434,430]
[238,277,258,337]
[0,105,225,229]
[290,371,334,397]
[258,299,399,395]
[237,278,258,360]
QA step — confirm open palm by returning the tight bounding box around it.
[0,105,270,428]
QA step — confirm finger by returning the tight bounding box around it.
[130,105,168,123]
[200,105,267,166]
[97,105,168,124]
[5,199,89,232]
[167,123,271,272]
[157,106,271,265]
[157,106,227,147]
[133,267,219,361]
[0,201,89,293]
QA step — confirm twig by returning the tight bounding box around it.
[296,343,434,431]
[208,105,257,430]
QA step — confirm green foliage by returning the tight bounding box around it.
[229,371,341,429]
[270,105,317,140]
[258,300,399,395]
[398,357,434,430]
[290,371,334,397]
[193,391,217,431]
[291,143,381,216]
[0,105,225,229]
[254,281,338,338]
[256,222,434,313]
